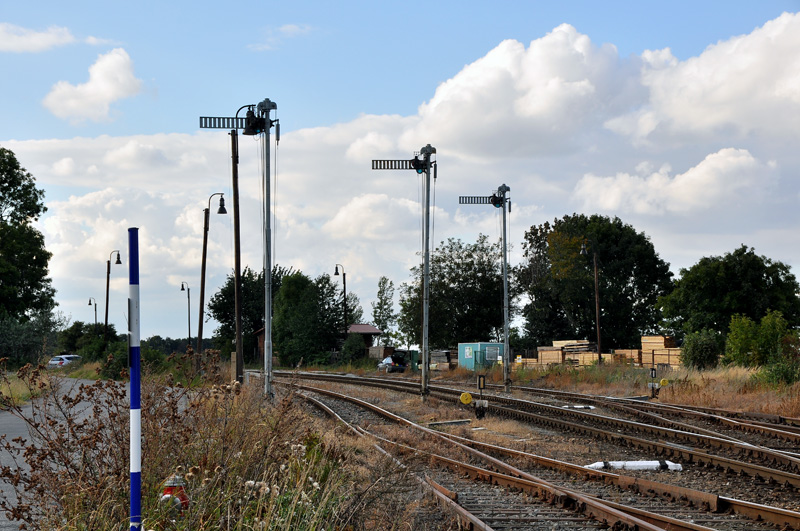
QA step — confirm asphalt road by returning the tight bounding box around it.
[0,399,33,530]
[0,378,97,530]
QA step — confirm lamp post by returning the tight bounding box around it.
[104,250,122,344]
[180,282,191,346]
[88,297,97,335]
[580,241,602,363]
[197,193,227,367]
[334,264,347,337]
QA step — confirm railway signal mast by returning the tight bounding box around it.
[459,184,511,392]
[372,144,437,397]
[199,98,279,397]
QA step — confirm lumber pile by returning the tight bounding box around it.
[430,350,450,370]
[614,349,643,364]
[641,336,677,350]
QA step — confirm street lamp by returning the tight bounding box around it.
[104,250,122,344]
[334,264,347,337]
[88,297,98,335]
[180,282,191,346]
[580,241,602,363]
[197,193,227,365]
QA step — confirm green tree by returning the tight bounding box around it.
[680,329,723,370]
[724,315,758,367]
[0,147,55,321]
[0,147,58,367]
[0,310,64,367]
[341,332,367,363]
[371,276,397,346]
[398,235,505,349]
[724,310,790,367]
[273,272,329,366]
[516,214,673,351]
[660,245,800,336]
[206,265,293,363]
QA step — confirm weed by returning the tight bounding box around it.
[0,356,419,530]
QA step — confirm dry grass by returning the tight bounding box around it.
[0,358,426,530]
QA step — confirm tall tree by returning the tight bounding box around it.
[371,276,397,346]
[398,235,505,349]
[660,245,800,336]
[273,272,344,366]
[206,265,293,363]
[0,147,55,320]
[516,214,673,350]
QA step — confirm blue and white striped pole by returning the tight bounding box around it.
[128,227,142,529]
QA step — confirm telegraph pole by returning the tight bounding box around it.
[372,145,437,397]
[459,184,512,392]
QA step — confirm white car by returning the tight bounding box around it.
[47,355,82,368]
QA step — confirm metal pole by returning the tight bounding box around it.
[500,185,510,392]
[230,130,244,383]
[186,286,191,346]
[594,252,602,363]
[197,206,210,366]
[421,144,434,397]
[104,259,111,342]
[127,228,141,530]
[261,99,276,398]
[343,270,347,335]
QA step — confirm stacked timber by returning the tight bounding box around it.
[641,336,677,350]
[641,336,681,368]
[430,350,450,370]
[614,349,643,365]
[536,346,564,365]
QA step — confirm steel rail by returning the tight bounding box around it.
[296,376,800,529]
[437,421,800,529]
[292,382,722,531]
[276,371,800,474]
[296,392,495,531]
[506,382,800,444]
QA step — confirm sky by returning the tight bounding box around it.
[2,1,800,344]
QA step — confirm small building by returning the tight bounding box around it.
[457,342,504,371]
[347,323,382,347]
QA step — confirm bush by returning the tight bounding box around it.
[724,314,757,366]
[680,329,723,370]
[341,333,366,364]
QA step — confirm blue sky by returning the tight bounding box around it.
[2,1,800,343]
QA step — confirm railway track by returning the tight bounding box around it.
[275,371,800,489]
[282,377,800,529]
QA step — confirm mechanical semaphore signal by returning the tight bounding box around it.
[199,117,249,129]
[372,159,415,170]
[459,196,495,205]
[460,184,512,392]
[372,145,436,399]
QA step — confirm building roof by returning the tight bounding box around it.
[348,323,382,335]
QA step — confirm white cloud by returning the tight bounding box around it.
[248,24,313,51]
[573,148,777,214]
[42,48,142,123]
[607,12,800,143]
[0,23,74,52]
[7,14,800,339]
[403,25,644,158]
